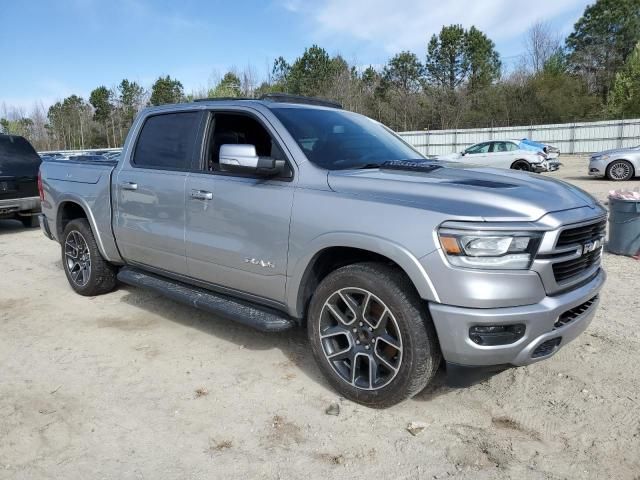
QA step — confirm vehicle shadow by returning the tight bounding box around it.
[117,286,333,391]
[0,219,30,235]
[117,283,504,401]
[414,363,509,402]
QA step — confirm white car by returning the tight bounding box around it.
[439,140,557,172]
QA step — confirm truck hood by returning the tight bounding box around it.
[327,164,599,222]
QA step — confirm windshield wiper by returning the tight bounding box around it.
[355,163,383,169]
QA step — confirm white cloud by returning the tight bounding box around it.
[294,0,588,53]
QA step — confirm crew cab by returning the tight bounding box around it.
[0,134,42,227]
[38,95,606,407]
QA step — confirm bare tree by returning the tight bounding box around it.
[524,21,561,73]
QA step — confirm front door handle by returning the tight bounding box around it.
[121,182,138,191]
[191,189,213,200]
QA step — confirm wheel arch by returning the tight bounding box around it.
[55,196,119,262]
[287,234,440,319]
[511,159,531,170]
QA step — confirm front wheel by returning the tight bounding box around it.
[307,262,441,408]
[62,218,117,296]
[606,160,634,181]
[511,160,531,171]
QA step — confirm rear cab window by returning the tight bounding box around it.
[132,112,201,170]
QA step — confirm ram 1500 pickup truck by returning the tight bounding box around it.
[39,95,607,407]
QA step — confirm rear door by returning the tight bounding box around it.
[0,135,41,201]
[113,111,203,275]
[184,109,295,305]
[486,141,514,168]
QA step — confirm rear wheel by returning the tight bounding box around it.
[62,218,117,296]
[307,262,441,408]
[511,160,531,171]
[606,160,634,181]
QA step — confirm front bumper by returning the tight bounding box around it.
[429,269,605,367]
[588,158,607,177]
[0,196,40,218]
[533,160,561,173]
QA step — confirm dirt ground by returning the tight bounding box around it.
[1,156,639,480]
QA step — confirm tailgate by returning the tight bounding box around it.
[0,175,38,200]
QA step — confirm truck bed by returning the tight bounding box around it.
[39,158,122,263]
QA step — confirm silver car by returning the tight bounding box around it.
[441,140,557,172]
[589,146,640,181]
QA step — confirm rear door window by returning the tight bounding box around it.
[133,112,201,170]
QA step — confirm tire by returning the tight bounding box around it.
[606,160,634,181]
[20,215,39,228]
[511,160,531,171]
[61,218,117,296]
[307,262,441,408]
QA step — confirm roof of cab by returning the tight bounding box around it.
[143,94,342,114]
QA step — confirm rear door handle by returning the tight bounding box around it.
[190,189,213,200]
[121,182,138,191]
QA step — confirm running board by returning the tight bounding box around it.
[117,267,295,332]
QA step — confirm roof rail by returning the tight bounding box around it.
[260,93,342,109]
[193,97,254,102]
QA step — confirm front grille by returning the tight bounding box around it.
[555,296,598,328]
[532,337,562,358]
[556,219,606,247]
[553,249,602,283]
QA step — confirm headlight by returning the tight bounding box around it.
[592,154,609,161]
[438,228,542,270]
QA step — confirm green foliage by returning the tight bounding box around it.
[89,86,112,123]
[149,75,184,106]
[118,79,145,124]
[566,0,640,96]
[426,25,501,92]
[465,26,501,91]
[284,45,346,96]
[381,52,424,95]
[542,51,567,76]
[47,95,92,149]
[426,25,467,90]
[209,72,242,98]
[609,42,640,117]
[0,117,33,137]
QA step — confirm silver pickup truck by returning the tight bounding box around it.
[39,95,606,407]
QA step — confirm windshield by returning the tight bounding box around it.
[271,107,423,170]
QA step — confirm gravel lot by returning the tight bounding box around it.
[1,156,639,480]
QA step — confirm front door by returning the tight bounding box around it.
[184,111,295,305]
[113,111,202,275]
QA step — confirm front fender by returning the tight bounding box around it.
[286,232,440,318]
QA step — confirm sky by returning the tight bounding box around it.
[0,0,593,111]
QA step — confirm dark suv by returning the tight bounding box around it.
[0,134,42,227]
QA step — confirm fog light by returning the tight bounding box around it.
[469,324,525,346]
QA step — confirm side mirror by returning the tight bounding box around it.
[219,144,283,176]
